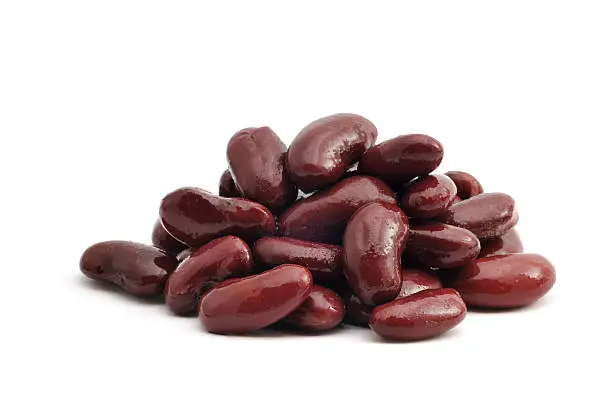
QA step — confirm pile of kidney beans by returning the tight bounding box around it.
[80,113,555,341]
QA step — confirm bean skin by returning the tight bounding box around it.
[80,241,178,297]
[359,134,444,187]
[253,237,342,284]
[159,187,275,247]
[287,113,377,192]
[198,264,313,334]
[151,219,188,256]
[400,174,457,219]
[164,236,253,315]
[282,285,345,331]
[369,288,466,341]
[436,192,518,240]
[406,222,480,269]
[479,228,523,257]
[227,127,297,212]
[445,171,483,199]
[278,175,396,244]
[449,253,555,308]
[219,169,241,198]
[343,202,409,306]
[176,248,193,263]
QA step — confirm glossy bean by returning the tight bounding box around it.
[445,171,483,199]
[80,241,178,297]
[359,134,443,187]
[165,236,253,315]
[219,169,240,198]
[278,175,396,244]
[253,236,342,283]
[159,187,275,247]
[343,202,409,305]
[449,253,555,308]
[479,228,523,257]
[227,127,297,212]
[436,192,518,240]
[369,288,466,341]
[400,174,457,219]
[406,222,480,269]
[282,285,345,331]
[287,113,377,192]
[151,219,188,256]
[198,264,313,334]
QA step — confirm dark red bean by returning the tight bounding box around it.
[449,253,555,308]
[479,228,523,257]
[219,169,241,198]
[287,114,377,192]
[151,219,188,256]
[253,237,342,284]
[406,222,480,269]
[436,193,518,240]
[282,285,345,331]
[164,236,253,315]
[278,176,396,244]
[445,171,483,199]
[159,187,275,247]
[400,174,457,219]
[343,202,409,306]
[198,264,313,334]
[359,134,443,187]
[227,127,297,212]
[80,241,178,297]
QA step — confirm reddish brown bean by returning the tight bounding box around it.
[449,253,555,308]
[253,237,342,283]
[198,264,313,334]
[369,288,466,341]
[436,192,518,240]
[359,134,443,187]
[287,114,377,192]
[227,127,297,212]
[159,187,275,247]
[80,241,178,297]
[219,169,240,198]
[164,236,253,315]
[343,202,409,306]
[282,285,345,331]
[406,222,480,269]
[151,219,188,256]
[479,228,523,257]
[445,171,483,199]
[278,175,396,244]
[400,174,457,219]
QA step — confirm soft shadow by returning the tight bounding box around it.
[468,297,553,314]
[195,323,347,339]
[361,327,463,344]
[77,276,165,306]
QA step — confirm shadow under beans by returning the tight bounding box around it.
[363,327,463,344]
[77,276,165,306]
[467,297,553,314]
[197,323,347,339]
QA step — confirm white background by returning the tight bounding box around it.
[1,1,611,405]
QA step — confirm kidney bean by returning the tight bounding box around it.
[164,236,253,315]
[219,169,240,198]
[406,222,480,269]
[343,202,409,305]
[369,288,466,341]
[278,175,396,244]
[227,127,297,212]
[198,264,313,334]
[359,134,443,187]
[344,269,442,326]
[445,171,483,199]
[151,219,188,256]
[159,187,275,247]
[253,236,342,283]
[436,192,518,240]
[449,253,555,308]
[479,228,523,257]
[400,174,457,219]
[282,285,345,331]
[287,113,377,192]
[80,241,178,297]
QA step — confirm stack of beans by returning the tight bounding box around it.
[80,113,555,341]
